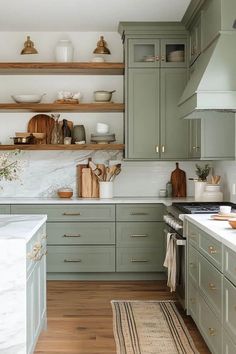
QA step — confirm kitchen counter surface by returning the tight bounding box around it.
[185,214,236,252]
[0,214,47,242]
[0,196,195,206]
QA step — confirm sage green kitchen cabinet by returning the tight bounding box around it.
[188,115,235,160]
[0,205,10,214]
[189,14,202,65]
[223,277,236,343]
[201,0,221,50]
[223,330,236,354]
[127,67,188,159]
[128,38,187,68]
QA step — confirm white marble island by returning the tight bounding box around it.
[0,215,47,354]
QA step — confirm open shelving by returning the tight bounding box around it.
[0,144,125,151]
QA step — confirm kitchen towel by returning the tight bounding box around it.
[163,232,177,292]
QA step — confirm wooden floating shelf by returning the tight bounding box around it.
[0,103,125,113]
[0,144,125,151]
[0,62,125,75]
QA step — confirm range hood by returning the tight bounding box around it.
[178,31,236,119]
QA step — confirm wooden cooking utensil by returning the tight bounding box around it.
[97,164,106,181]
[28,114,55,144]
[170,162,186,197]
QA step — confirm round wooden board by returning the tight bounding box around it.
[28,114,55,144]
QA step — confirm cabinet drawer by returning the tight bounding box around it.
[199,231,222,271]
[199,253,223,320]
[188,279,198,322]
[223,278,236,342]
[223,330,236,354]
[116,247,164,272]
[11,204,115,222]
[224,245,236,287]
[187,222,199,248]
[47,246,115,272]
[116,204,164,221]
[26,224,47,276]
[0,205,10,214]
[116,222,164,247]
[198,293,222,354]
[47,222,115,245]
[188,244,198,285]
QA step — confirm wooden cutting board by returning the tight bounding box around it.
[170,162,187,197]
[28,114,55,144]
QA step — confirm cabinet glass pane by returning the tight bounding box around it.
[166,44,185,63]
[133,44,155,63]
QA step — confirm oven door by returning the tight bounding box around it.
[164,226,186,309]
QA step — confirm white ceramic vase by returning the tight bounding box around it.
[55,39,74,62]
[194,181,207,201]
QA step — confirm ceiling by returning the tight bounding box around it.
[0,0,191,32]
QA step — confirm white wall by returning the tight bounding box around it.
[0,31,206,198]
[213,161,236,202]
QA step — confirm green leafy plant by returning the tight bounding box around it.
[195,163,211,181]
[0,150,22,182]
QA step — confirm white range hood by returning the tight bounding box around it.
[178,32,236,119]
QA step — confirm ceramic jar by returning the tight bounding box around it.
[99,181,113,198]
[194,181,207,201]
[55,39,74,62]
[72,125,86,143]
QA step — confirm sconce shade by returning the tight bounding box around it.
[93,36,111,55]
[21,36,38,55]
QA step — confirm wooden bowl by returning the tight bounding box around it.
[228,219,236,229]
[57,188,73,198]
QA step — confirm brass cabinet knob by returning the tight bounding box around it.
[208,245,217,254]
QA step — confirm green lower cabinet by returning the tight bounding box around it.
[0,205,10,214]
[188,244,199,285]
[223,330,236,354]
[223,278,236,342]
[47,222,115,245]
[198,253,223,320]
[188,279,198,322]
[47,245,115,272]
[116,204,164,222]
[116,222,164,247]
[198,293,222,354]
[116,247,164,272]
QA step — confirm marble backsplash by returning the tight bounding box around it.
[0,151,199,198]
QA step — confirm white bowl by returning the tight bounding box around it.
[11,94,45,103]
[96,123,109,134]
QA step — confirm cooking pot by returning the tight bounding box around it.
[94,90,115,102]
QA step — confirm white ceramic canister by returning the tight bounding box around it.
[194,181,207,201]
[55,39,74,62]
[99,181,113,199]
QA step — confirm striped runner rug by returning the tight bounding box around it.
[111,300,199,354]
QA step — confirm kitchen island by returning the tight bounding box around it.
[0,214,47,354]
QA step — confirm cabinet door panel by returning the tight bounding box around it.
[161,39,187,68]
[160,68,188,159]
[127,68,160,159]
[223,278,236,341]
[128,38,160,68]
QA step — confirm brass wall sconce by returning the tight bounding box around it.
[93,36,111,55]
[21,36,38,55]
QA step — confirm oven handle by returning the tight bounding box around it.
[164,229,186,246]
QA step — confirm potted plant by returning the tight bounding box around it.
[194,164,211,200]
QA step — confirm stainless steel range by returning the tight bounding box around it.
[163,202,236,309]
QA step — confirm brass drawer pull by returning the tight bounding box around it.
[208,328,216,336]
[63,212,81,216]
[130,234,148,237]
[130,212,148,216]
[208,246,217,254]
[155,145,159,153]
[64,259,82,263]
[63,234,81,238]
[208,283,217,290]
[161,145,165,153]
[131,259,149,263]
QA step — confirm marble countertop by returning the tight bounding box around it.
[0,215,47,242]
[185,214,236,252]
[0,196,195,206]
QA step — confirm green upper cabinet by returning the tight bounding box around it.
[189,14,202,65]
[160,68,189,159]
[127,68,160,159]
[189,119,201,159]
[128,38,187,68]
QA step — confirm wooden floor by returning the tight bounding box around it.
[35,280,210,354]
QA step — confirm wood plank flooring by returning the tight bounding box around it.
[35,281,210,354]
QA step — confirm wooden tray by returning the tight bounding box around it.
[210,213,236,221]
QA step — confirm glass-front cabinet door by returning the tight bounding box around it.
[161,39,187,68]
[128,39,160,68]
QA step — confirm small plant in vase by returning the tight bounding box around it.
[195,163,211,181]
[194,164,211,200]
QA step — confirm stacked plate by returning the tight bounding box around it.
[91,133,116,144]
[167,50,184,62]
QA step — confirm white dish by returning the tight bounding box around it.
[91,57,105,63]
[12,94,45,103]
